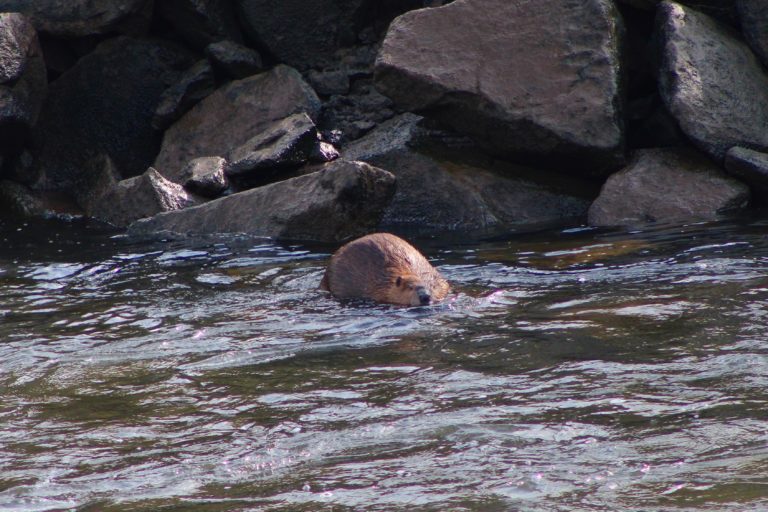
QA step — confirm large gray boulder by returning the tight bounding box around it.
[89,168,200,228]
[0,13,46,156]
[344,114,595,234]
[657,2,768,162]
[153,65,321,183]
[724,146,768,197]
[129,160,396,242]
[588,148,750,226]
[0,0,153,37]
[738,0,768,67]
[26,37,194,193]
[375,0,626,175]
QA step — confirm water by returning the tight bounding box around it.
[1,216,768,511]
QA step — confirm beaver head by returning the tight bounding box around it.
[383,273,434,306]
[320,233,450,307]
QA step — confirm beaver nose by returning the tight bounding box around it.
[417,287,431,305]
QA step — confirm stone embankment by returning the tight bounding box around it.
[0,0,765,241]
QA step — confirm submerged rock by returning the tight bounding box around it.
[657,2,768,161]
[128,160,396,242]
[375,0,626,175]
[588,148,750,226]
[153,65,321,183]
[344,114,595,234]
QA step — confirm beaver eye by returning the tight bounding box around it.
[396,276,402,287]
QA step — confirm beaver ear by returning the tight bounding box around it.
[395,276,402,287]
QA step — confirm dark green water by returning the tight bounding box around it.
[1,216,768,511]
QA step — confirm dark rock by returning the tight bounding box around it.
[0,0,153,37]
[27,37,194,193]
[588,148,750,226]
[656,2,768,162]
[227,113,318,188]
[319,79,395,144]
[89,167,200,228]
[310,141,340,163]
[0,13,47,156]
[375,0,626,175]
[181,156,229,198]
[235,0,360,70]
[153,64,321,183]
[307,69,350,96]
[128,160,396,242]
[618,1,738,24]
[738,0,768,67]
[344,114,595,234]
[152,59,217,130]
[724,146,768,197]
[156,0,243,50]
[73,154,120,216]
[0,179,46,217]
[205,40,263,79]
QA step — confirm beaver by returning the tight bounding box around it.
[320,232,450,306]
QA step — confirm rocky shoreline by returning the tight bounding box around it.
[0,0,766,242]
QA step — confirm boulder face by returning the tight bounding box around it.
[0,13,47,156]
[27,37,194,193]
[344,114,596,234]
[153,65,321,183]
[724,146,768,196]
[89,168,200,228]
[657,2,768,162]
[128,160,396,243]
[738,0,768,67]
[375,0,626,175]
[588,148,750,226]
[0,0,152,37]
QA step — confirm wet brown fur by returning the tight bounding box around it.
[320,233,450,306]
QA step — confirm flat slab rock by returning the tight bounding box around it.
[657,2,768,161]
[375,0,625,175]
[153,64,320,183]
[129,160,396,242]
[588,148,750,226]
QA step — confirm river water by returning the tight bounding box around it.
[1,215,767,511]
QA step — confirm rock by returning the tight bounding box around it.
[738,0,768,67]
[27,37,194,194]
[89,168,200,228]
[375,0,625,175]
[588,148,750,226]
[156,0,243,50]
[73,154,120,216]
[657,2,768,162]
[0,179,46,217]
[344,114,595,234]
[0,13,47,156]
[227,113,318,188]
[153,64,321,183]
[310,141,340,163]
[152,59,217,130]
[205,40,263,79]
[181,156,229,198]
[319,79,395,144]
[617,1,738,23]
[724,146,768,196]
[234,0,359,70]
[128,160,396,242]
[0,0,153,37]
[306,69,350,96]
